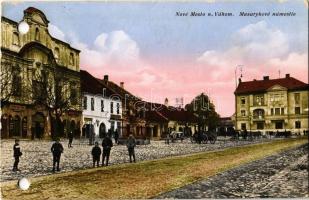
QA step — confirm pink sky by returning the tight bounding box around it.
[76,20,308,117]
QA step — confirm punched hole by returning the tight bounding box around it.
[18,21,29,34]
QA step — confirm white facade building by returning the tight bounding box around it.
[81,70,122,138]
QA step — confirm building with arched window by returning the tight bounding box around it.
[1,7,82,139]
[234,74,308,135]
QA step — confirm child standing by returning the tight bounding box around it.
[91,142,102,167]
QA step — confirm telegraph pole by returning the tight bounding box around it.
[235,65,243,131]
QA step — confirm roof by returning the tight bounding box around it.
[1,10,80,53]
[145,111,168,123]
[235,75,308,95]
[80,70,118,97]
[144,102,198,123]
[96,78,140,101]
[24,7,50,24]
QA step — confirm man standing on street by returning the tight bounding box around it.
[102,135,113,166]
[13,139,22,171]
[68,130,74,148]
[51,138,64,172]
[126,134,136,163]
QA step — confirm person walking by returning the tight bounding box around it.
[51,138,64,172]
[102,135,113,166]
[68,130,74,148]
[91,142,101,167]
[126,134,136,163]
[114,129,119,145]
[13,139,22,171]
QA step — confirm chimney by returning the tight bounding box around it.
[263,76,269,80]
[253,79,257,81]
[238,78,242,83]
[103,75,109,82]
[285,74,290,78]
[120,82,124,89]
[164,98,169,107]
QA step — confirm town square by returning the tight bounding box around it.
[0,1,308,199]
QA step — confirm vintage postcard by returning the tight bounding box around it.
[0,0,308,199]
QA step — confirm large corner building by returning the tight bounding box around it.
[1,7,82,139]
[234,74,308,134]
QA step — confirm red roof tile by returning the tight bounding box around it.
[235,76,308,94]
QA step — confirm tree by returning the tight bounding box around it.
[185,93,220,131]
[0,61,14,107]
[32,66,80,139]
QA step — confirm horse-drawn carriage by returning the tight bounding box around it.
[190,130,217,144]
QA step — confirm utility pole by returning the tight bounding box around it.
[235,65,243,131]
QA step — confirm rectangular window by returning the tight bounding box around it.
[241,110,246,117]
[275,121,283,129]
[241,98,246,105]
[281,108,284,115]
[101,100,104,112]
[241,123,246,130]
[255,95,264,105]
[271,108,274,115]
[294,93,300,104]
[83,96,87,110]
[295,121,301,129]
[116,103,120,114]
[275,108,280,115]
[270,94,274,102]
[295,107,301,115]
[110,102,114,114]
[102,88,106,97]
[257,122,264,130]
[91,98,94,111]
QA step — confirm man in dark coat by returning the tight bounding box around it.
[68,130,74,148]
[13,139,22,171]
[102,135,113,166]
[51,138,64,172]
[91,142,101,167]
[114,129,119,145]
[126,134,136,163]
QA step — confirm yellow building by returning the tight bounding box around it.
[1,7,82,139]
[234,74,308,134]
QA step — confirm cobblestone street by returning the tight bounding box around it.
[1,137,271,182]
[156,144,309,198]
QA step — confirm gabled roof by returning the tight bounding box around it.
[96,78,140,101]
[235,75,308,95]
[80,70,117,97]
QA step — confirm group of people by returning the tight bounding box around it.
[12,134,137,172]
[91,134,136,167]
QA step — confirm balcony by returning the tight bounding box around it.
[252,115,265,121]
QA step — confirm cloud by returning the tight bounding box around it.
[48,24,67,42]
[196,20,307,115]
[198,21,290,69]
